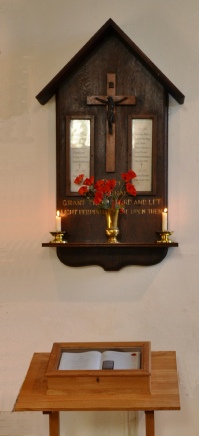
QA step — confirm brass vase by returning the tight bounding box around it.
[105,209,119,244]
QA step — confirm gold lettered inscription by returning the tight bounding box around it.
[62,199,85,206]
[61,208,102,216]
[60,198,162,217]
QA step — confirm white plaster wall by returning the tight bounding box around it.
[1,0,199,434]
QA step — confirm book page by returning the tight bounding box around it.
[58,351,101,370]
[100,351,140,370]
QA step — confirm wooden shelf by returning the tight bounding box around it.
[42,242,178,271]
[42,242,178,248]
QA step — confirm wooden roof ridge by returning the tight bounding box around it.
[36,18,185,105]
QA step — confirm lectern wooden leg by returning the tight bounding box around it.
[49,412,60,436]
[145,411,155,436]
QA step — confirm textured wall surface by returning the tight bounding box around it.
[1,1,199,435]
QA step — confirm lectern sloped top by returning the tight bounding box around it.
[14,344,180,412]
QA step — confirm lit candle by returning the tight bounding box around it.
[162,208,168,231]
[56,211,61,232]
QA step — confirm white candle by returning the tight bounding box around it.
[56,211,61,232]
[162,208,168,231]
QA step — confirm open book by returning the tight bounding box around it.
[58,350,140,370]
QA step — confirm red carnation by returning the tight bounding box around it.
[74,174,84,184]
[84,176,94,186]
[78,186,88,196]
[93,191,103,205]
[122,170,136,182]
[126,182,137,196]
[95,179,105,191]
[102,181,111,194]
[107,179,116,190]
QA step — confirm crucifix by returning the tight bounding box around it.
[87,73,136,172]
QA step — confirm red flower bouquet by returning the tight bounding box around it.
[74,170,137,213]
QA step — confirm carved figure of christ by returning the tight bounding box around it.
[87,73,136,172]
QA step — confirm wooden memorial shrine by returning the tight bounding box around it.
[39,19,185,270]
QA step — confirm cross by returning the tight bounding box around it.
[87,73,136,172]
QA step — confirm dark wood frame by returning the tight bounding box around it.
[128,115,157,195]
[66,115,94,196]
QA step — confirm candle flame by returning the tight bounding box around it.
[164,208,167,213]
[56,210,60,217]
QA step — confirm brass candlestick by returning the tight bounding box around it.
[156,231,174,243]
[50,231,67,244]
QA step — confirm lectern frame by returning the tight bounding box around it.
[14,349,181,436]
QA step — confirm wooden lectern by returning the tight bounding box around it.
[14,342,180,436]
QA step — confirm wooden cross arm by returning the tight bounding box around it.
[86,74,137,172]
[87,95,136,105]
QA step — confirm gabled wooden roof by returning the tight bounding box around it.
[36,18,185,105]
